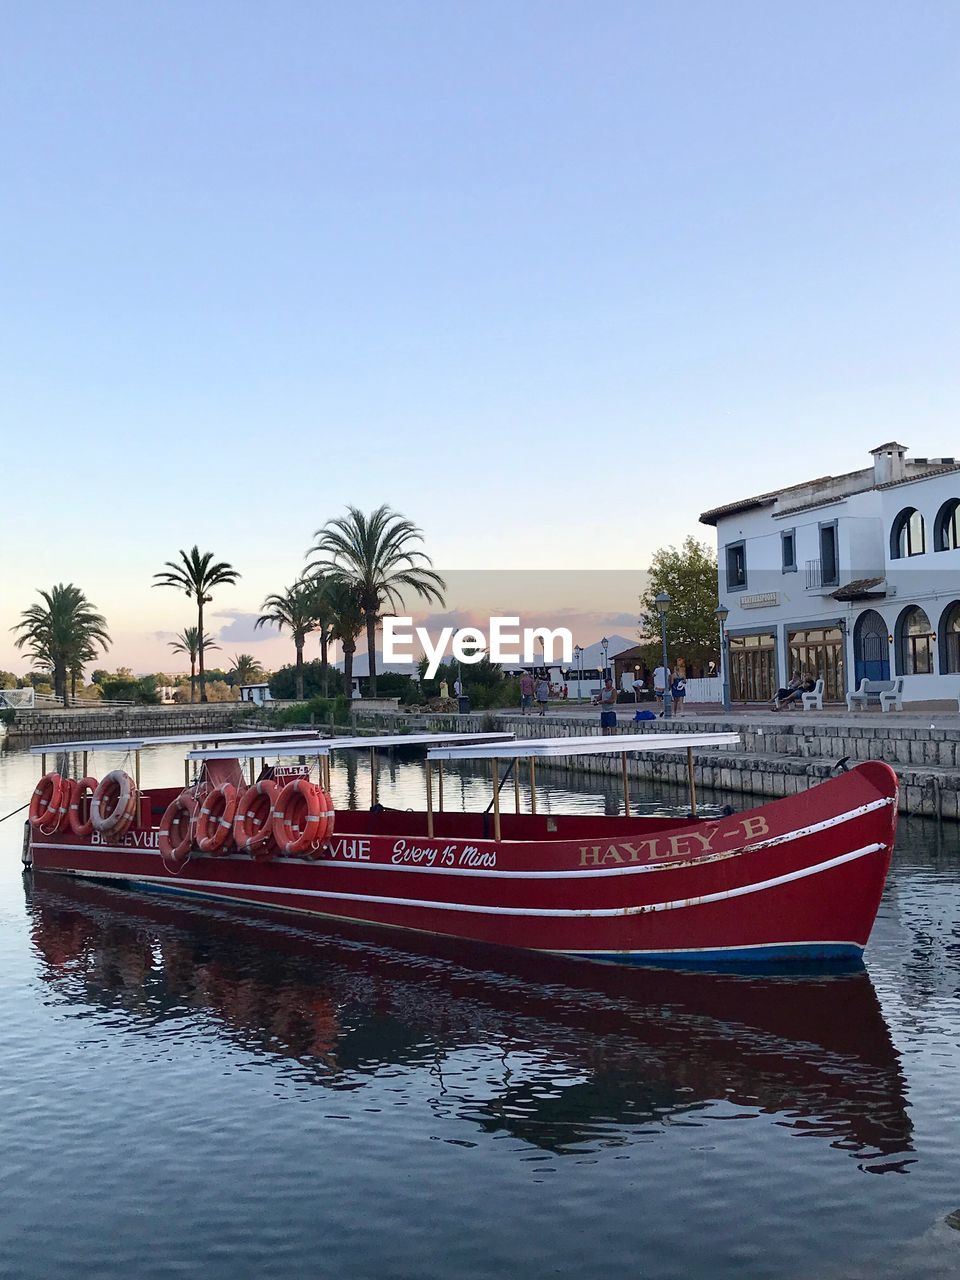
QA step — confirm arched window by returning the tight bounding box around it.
[934,499,960,552]
[890,507,926,559]
[940,601,960,674]
[895,605,934,675]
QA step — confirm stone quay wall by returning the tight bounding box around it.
[349,707,960,821]
[4,702,250,744]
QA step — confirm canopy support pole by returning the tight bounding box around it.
[248,759,255,786]
[513,767,521,812]
[687,747,698,817]
[134,751,141,790]
[82,751,88,778]
[621,752,631,818]
[426,761,434,837]
[438,761,444,812]
[491,759,501,841]
[529,758,537,816]
[41,753,46,776]
[370,748,378,807]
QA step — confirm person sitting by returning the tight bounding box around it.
[772,672,802,709]
[775,673,815,709]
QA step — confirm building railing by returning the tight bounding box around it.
[805,559,822,589]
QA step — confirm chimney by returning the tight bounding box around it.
[870,442,907,485]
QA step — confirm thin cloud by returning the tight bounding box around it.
[213,611,276,643]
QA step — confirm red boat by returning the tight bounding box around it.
[23,728,899,967]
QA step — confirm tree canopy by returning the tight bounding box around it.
[638,536,719,670]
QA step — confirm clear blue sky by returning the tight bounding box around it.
[2,2,958,669]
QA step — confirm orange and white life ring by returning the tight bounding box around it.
[233,780,278,860]
[29,772,64,831]
[158,791,198,868]
[45,777,75,834]
[195,783,238,855]
[91,770,138,837]
[272,778,324,855]
[68,776,99,838]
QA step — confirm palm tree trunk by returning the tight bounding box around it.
[295,641,305,702]
[343,643,355,699]
[365,612,377,697]
[57,661,68,707]
[190,659,197,703]
[198,599,207,702]
[320,631,329,697]
[70,669,78,702]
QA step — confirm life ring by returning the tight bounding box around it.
[91,770,138,837]
[195,783,238,855]
[29,772,64,831]
[233,780,278,860]
[44,777,75,835]
[272,779,326,855]
[68,776,99,838]
[158,791,198,868]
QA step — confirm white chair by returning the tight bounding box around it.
[846,679,869,711]
[801,678,825,711]
[879,677,905,712]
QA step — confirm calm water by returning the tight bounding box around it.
[2,741,960,1280]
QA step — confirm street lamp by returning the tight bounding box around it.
[655,592,673,719]
[714,603,731,712]
[573,643,583,702]
[600,636,609,682]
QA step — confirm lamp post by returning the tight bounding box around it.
[574,644,583,702]
[601,636,609,681]
[714,603,731,712]
[655,592,673,719]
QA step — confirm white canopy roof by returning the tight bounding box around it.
[426,732,740,761]
[188,730,515,762]
[323,731,515,751]
[189,738,332,761]
[31,729,325,755]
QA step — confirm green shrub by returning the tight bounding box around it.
[265,695,352,727]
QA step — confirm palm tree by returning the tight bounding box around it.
[12,584,110,707]
[306,505,445,696]
[153,547,239,702]
[325,580,365,699]
[256,581,318,702]
[168,626,220,704]
[229,653,264,686]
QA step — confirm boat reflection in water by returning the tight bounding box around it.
[26,875,913,1172]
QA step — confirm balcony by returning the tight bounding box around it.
[805,558,839,591]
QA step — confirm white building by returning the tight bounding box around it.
[700,443,960,704]
[238,683,273,706]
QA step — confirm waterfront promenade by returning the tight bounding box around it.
[6,697,960,820]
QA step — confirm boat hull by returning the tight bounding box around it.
[27,761,899,967]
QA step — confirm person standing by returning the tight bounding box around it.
[670,672,686,717]
[597,677,618,735]
[653,662,671,709]
[519,670,535,715]
[535,676,550,717]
